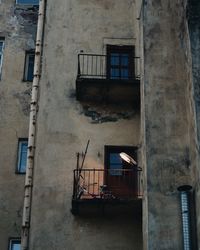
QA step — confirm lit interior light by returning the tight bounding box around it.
[120,152,137,165]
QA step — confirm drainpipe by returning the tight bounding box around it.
[21,0,46,249]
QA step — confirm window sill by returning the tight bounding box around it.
[15,172,26,175]
[22,79,33,82]
[15,4,39,6]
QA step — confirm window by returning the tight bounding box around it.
[17,139,28,174]
[107,45,135,80]
[9,238,21,250]
[16,0,39,5]
[24,51,35,81]
[105,146,137,176]
[0,38,5,79]
[109,152,123,176]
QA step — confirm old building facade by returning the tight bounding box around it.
[0,0,200,250]
[0,1,38,249]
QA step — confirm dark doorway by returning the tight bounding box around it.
[104,145,138,198]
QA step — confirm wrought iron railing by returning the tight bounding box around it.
[73,168,142,201]
[77,54,140,80]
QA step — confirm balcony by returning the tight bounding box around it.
[71,168,142,215]
[76,54,140,104]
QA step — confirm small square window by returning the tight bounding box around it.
[17,139,28,174]
[16,0,39,5]
[9,238,21,250]
[24,51,35,81]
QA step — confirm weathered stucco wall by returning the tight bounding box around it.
[29,0,142,249]
[2,0,200,249]
[0,1,38,248]
[142,0,198,249]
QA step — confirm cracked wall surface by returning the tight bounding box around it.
[0,1,38,248]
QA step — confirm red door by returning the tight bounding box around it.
[104,146,138,199]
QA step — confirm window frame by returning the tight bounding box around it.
[16,0,39,5]
[0,38,5,80]
[106,45,135,80]
[16,138,28,174]
[8,238,21,250]
[23,50,35,82]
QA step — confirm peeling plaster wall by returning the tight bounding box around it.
[0,1,38,248]
[142,0,198,249]
[29,1,142,249]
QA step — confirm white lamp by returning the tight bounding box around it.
[119,152,137,165]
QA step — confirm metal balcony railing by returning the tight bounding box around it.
[77,54,140,80]
[73,168,142,201]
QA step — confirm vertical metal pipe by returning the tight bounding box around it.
[88,170,90,193]
[73,170,76,199]
[82,54,84,76]
[93,169,95,195]
[100,56,102,77]
[178,185,193,250]
[91,55,93,76]
[138,170,140,197]
[83,171,85,188]
[98,170,100,195]
[77,54,80,77]
[96,55,97,76]
[86,55,88,76]
[76,153,79,178]
[21,1,46,249]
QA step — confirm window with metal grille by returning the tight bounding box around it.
[17,139,28,174]
[24,51,35,81]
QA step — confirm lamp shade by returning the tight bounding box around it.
[119,152,137,165]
